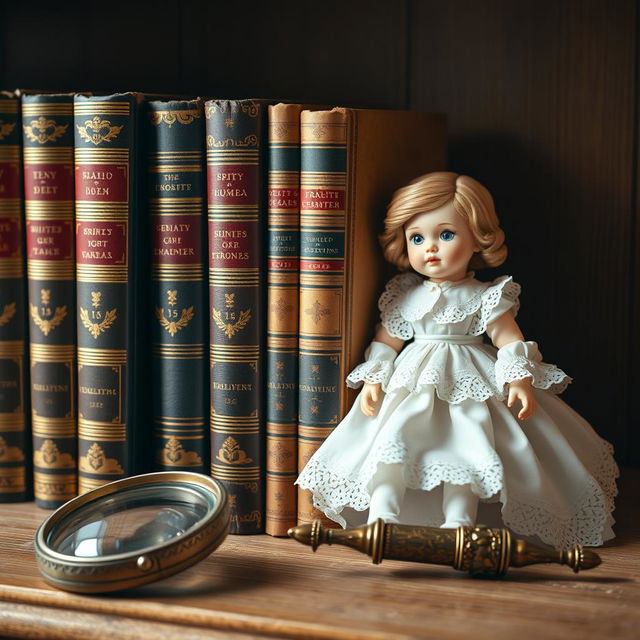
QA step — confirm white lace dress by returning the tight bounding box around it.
[296,272,618,549]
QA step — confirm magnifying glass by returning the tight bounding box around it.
[34,472,230,594]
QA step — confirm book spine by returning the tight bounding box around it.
[74,94,137,493]
[0,94,30,502]
[205,99,264,534]
[147,100,207,472]
[298,110,348,524]
[265,104,301,536]
[22,95,77,508]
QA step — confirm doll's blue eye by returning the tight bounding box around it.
[410,234,424,245]
[440,230,456,241]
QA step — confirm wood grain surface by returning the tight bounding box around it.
[0,469,637,640]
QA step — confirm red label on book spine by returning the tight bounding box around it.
[300,259,344,272]
[24,163,74,201]
[75,164,128,202]
[0,216,20,258]
[76,222,127,265]
[0,162,21,199]
[209,221,258,268]
[300,188,344,211]
[268,258,300,271]
[152,215,202,264]
[27,220,73,261]
[268,187,299,210]
[208,164,258,205]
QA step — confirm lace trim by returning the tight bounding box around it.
[297,438,618,548]
[297,440,505,528]
[502,439,618,548]
[346,359,394,389]
[495,355,572,395]
[430,276,520,335]
[385,365,504,403]
[379,272,423,339]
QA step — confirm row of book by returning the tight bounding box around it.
[0,90,446,534]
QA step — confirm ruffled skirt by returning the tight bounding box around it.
[297,346,618,549]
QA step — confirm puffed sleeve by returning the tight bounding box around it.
[469,276,521,335]
[378,273,421,340]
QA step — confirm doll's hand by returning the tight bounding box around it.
[360,382,383,417]
[507,378,536,420]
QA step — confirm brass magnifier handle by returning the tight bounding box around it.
[288,520,601,577]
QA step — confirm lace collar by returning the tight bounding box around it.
[394,273,511,323]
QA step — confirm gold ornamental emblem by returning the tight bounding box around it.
[0,302,16,327]
[23,116,68,144]
[0,436,25,463]
[79,443,124,474]
[216,437,253,465]
[149,109,201,127]
[159,438,203,466]
[30,304,68,336]
[155,290,194,337]
[77,116,123,145]
[80,307,117,338]
[34,440,75,469]
[80,291,117,338]
[212,308,250,339]
[0,120,16,140]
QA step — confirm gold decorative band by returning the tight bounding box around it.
[32,418,76,438]
[77,347,126,365]
[30,343,75,360]
[0,468,26,493]
[0,101,19,114]
[78,421,125,440]
[22,104,73,115]
[23,148,73,161]
[0,340,25,357]
[34,473,77,501]
[78,476,110,493]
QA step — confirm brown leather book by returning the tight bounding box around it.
[297,108,447,524]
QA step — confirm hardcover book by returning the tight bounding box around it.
[265,103,303,536]
[22,94,77,508]
[74,93,142,493]
[297,107,447,524]
[205,99,267,534]
[147,99,208,473]
[0,92,30,502]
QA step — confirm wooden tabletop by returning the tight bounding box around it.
[0,470,638,640]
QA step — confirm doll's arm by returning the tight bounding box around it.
[486,313,536,420]
[356,326,404,417]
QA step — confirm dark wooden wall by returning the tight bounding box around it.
[2,0,637,465]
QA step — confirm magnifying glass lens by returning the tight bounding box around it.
[47,483,214,558]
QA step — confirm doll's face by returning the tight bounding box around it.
[404,201,479,282]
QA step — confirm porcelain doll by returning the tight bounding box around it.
[296,171,618,549]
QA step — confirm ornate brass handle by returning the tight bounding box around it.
[288,520,601,577]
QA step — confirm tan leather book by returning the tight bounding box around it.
[297,108,447,525]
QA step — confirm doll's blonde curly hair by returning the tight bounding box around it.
[380,172,507,271]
